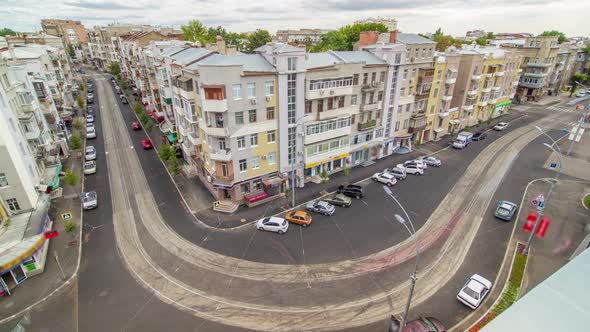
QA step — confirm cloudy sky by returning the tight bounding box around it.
[2,0,589,37]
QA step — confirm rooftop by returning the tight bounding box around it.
[396,33,436,45]
[255,42,305,54]
[188,54,274,72]
[170,47,214,66]
[305,50,386,69]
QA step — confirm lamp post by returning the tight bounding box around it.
[524,127,565,253]
[383,186,419,330]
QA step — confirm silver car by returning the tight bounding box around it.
[384,167,406,180]
[422,156,442,167]
[85,146,96,160]
[306,200,336,216]
[80,191,98,210]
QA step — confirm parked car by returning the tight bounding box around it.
[494,200,518,221]
[337,184,364,199]
[472,131,487,141]
[372,172,398,186]
[384,167,406,180]
[142,139,153,149]
[321,193,352,207]
[255,217,288,234]
[306,200,336,216]
[405,160,426,169]
[83,161,97,175]
[494,122,508,131]
[114,85,120,92]
[86,126,97,139]
[87,97,94,104]
[80,191,98,210]
[453,131,473,149]
[120,94,128,104]
[62,116,73,127]
[285,210,313,227]
[576,91,586,97]
[86,106,95,115]
[457,274,492,309]
[87,93,94,99]
[131,121,141,130]
[86,122,94,130]
[422,156,442,167]
[85,146,96,160]
[396,163,424,175]
[79,69,86,74]
[86,114,94,123]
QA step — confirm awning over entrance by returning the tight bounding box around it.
[166,132,178,143]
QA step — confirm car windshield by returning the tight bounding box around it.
[497,207,511,216]
[462,285,480,300]
[84,163,94,169]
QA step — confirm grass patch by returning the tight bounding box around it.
[584,194,590,209]
[468,247,528,331]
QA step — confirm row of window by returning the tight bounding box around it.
[234,107,275,125]
[309,77,353,91]
[236,131,276,149]
[231,81,275,100]
[306,137,350,157]
[306,117,351,136]
[238,152,277,172]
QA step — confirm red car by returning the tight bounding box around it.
[142,139,153,150]
[131,121,141,130]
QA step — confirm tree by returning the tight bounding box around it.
[64,168,79,186]
[0,28,16,37]
[181,19,211,45]
[246,29,272,52]
[108,62,121,76]
[311,22,388,52]
[67,44,75,57]
[541,30,567,44]
[432,28,470,51]
[572,73,589,85]
[76,95,85,109]
[69,135,82,151]
[475,36,488,46]
[207,26,228,39]
[486,32,495,39]
[132,102,144,114]
[168,157,181,175]
[158,143,175,162]
[73,119,83,131]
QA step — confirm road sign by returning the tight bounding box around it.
[536,194,545,201]
[538,201,545,208]
[61,212,73,220]
[549,162,557,169]
[213,201,220,208]
[531,199,538,207]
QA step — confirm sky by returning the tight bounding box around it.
[2,0,590,37]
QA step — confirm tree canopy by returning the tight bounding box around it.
[431,28,471,52]
[310,22,388,52]
[181,19,210,45]
[181,20,264,52]
[0,28,16,37]
[246,29,272,52]
[540,30,567,44]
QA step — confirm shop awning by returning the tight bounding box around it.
[167,132,178,143]
[0,235,45,273]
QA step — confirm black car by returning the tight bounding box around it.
[473,132,487,141]
[337,184,364,199]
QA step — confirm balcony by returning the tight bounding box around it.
[519,80,545,89]
[209,148,232,162]
[441,95,453,102]
[202,99,228,112]
[185,112,198,124]
[360,101,382,112]
[198,119,228,137]
[527,62,550,68]
[471,74,482,81]
[408,115,427,134]
[482,87,492,93]
[494,71,505,77]
[524,72,547,78]
[489,97,498,104]
[306,85,354,100]
[318,104,358,121]
[181,141,196,157]
[479,100,488,107]
[448,107,459,113]
[361,81,384,91]
[467,89,478,97]
[438,111,450,118]
[463,104,475,112]
[24,126,41,140]
[187,130,199,145]
[305,125,352,145]
[445,77,456,85]
[357,119,377,131]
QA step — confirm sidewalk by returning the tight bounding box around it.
[527,91,572,106]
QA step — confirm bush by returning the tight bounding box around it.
[69,135,83,151]
[64,221,77,233]
[64,168,79,186]
[143,120,153,132]
[132,102,144,114]
[584,194,590,209]
[158,143,175,162]
[76,95,85,109]
[168,157,180,175]
[342,166,351,176]
[73,119,83,131]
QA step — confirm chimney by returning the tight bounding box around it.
[358,31,380,48]
[216,35,226,55]
[389,30,398,43]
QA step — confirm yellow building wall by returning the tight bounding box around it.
[423,61,446,142]
[246,130,279,178]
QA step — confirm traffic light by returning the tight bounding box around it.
[523,212,538,233]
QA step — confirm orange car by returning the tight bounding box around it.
[285,210,312,227]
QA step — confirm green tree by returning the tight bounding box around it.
[132,102,144,114]
[64,221,77,232]
[207,26,228,39]
[541,30,567,44]
[311,22,388,52]
[246,29,272,52]
[143,120,153,132]
[181,19,212,45]
[73,119,83,131]
[475,36,488,46]
[76,95,85,109]
[486,32,495,39]
[67,44,75,57]
[108,62,121,76]
[168,157,181,175]
[64,168,79,186]
[572,73,589,85]
[0,28,16,36]
[158,143,175,162]
[69,135,82,151]
[225,32,248,50]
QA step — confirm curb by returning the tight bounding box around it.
[581,193,590,210]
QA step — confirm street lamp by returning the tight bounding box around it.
[524,127,565,253]
[383,186,419,330]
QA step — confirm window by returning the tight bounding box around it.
[266,107,275,120]
[378,91,383,102]
[265,81,274,96]
[0,173,7,187]
[403,119,409,129]
[249,134,258,147]
[239,159,247,172]
[241,182,250,193]
[376,110,381,119]
[232,84,241,100]
[351,114,355,124]
[235,112,244,125]
[327,97,334,110]
[288,57,297,71]
[371,72,376,82]
[247,83,256,98]
[338,96,344,108]
[253,179,263,191]
[252,157,260,169]
[218,138,226,150]
[351,95,357,105]
[267,130,276,143]
[395,53,401,64]
[268,152,276,165]
[353,74,359,85]
[305,100,312,113]
[361,93,366,104]
[430,105,435,114]
[317,99,323,113]
[437,70,442,80]
[400,87,405,96]
[379,71,386,82]
[433,88,438,97]
[6,198,20,211]
[308,77,353,90]
[248,109,257,123]
[237,136,246,149]
[395,121,400,131]
[1,74,9,89]
[220,162,229,176]
[363,73,368,84]
[403,69,408,79]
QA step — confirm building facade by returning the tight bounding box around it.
[41,19,87,46]
[274,29,332,45]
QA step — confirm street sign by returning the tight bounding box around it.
[549,162,557,169]
[538,201,545,208]
[61,212,73,220]
[213,201,220,208]
[531,199,538,207]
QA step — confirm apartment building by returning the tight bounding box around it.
[41,19,87,47]
[274,29,332,44]
[355,17,398,32]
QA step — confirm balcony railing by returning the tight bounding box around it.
[357,119,377,131]
[408,115,427,133]
[471,74,482,81]
[202,99,228,112]
[361,81,384,91]
[360,101,381,112]
[209,148,232,162]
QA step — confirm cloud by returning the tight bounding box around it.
[63,1,143,10]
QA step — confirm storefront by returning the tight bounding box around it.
[0,199,52,296]
[304,153,349,178]
[350,142,380,165]
[393,134,413,154]
[492,100,512,118]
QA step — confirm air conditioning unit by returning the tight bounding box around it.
[265,96,272,101]
[297,131,304,136]
[329,90,335,95]
[371,82,378,87]
[297,151,303,156]
[319,90,325,95]
[250,99,257,105]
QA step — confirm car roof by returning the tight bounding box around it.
[466,278,485,293]
[292,211,308,217]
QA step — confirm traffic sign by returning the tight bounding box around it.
[531,199,538,207]
[213,201,220,208]
[549,163,557,169]
[538,201,545,208]
[61,212,73,220]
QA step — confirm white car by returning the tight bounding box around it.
[256,217,289,234]
[85,146,96,160]
[494,122,508,131]
[422,156,442,167]
[411,159,427,169]
[457,274,493,309]
[86,126,97,139]
[576,91,586,97]
[396,163,424,175]
[83,161,96,175]
[87,93,94,99]
[80,191,98,210]
[86,114,94,123]
[384,167,406,180]
[372,172,397,186]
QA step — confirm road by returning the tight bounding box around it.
[1,72,586,332]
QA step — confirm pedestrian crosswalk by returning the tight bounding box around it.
[511,105,530,112]
[547,105,578,113]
